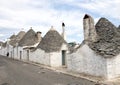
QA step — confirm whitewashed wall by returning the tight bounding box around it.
[29,49,66,67]
[0,47,6,56]
[29,49,50,66]
[114,54,120,78]
[61,43,68,51]
[18,47,23,60]
[13,47,17,59]
[67,44,107,78]
[106,54,120,79]
[0,45,14,57]
[1,48,4,56]
[8,45,13,58]
[14,46,23,60]
[22,50,28,61]
[50,52,62,67]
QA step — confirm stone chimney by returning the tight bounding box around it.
[83,14,97,44]
[61,22,66,40]
[37,31,42,42]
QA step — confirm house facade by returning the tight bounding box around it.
[29,26,68,67]
[16,28,41,61]
[67,14,120,80]
[0,14,120,80]
[0,41,7,56]
[9,31,25,59]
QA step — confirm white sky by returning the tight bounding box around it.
[0,0,120,43]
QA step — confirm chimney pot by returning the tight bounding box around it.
[37,31,42,42]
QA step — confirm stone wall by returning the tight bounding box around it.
[50,52,62,67]
[22,50,28,61]
[83,14,97,43]
[89,18,120,58]
[67,44,107,78]
[14,47,23,60]
[29,49,50,66]
[0,47,7,56]
[8,45,13,58]
[106,54,120,79]
[29,49,65,67]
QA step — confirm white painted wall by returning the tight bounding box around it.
[28,43,68,67]
[67,44,107,78]
[18,47,23,60]
[61,43,68,51]
[0,44,13,58]
[114,54,120,78]
[0,47,7,56]
[106,54,120,79]
[13,47,17,59]
[50,52,62,67]
[14,46,23,60]
[0,44,14,58]
[29,48,65,67]
[22,50,28,61]
[8,45,13,58]
[29,49,50,66]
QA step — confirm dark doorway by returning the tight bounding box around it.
[6,52,9,57]
[62,50,66,66]
[20,51,22,60]
[27,50,29,61]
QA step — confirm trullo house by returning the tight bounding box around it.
[10,31,25,58]
[15,28,41,61]
[67,14,120,80]
[0,41,7,56]
[2,31,25,58]
[29,26,68,67]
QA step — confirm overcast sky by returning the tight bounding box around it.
[0,0,120,43]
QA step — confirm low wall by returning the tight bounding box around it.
[67,44,107,78]
[50,52,62,67]
[29,49,50,66]
[107,54,120,79]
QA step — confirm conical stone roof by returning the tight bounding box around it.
[9,31,25,47]
[88,18,120,57]
[117,25,120,32]
[19,29,38,46]
[95,18,118,41]
[9,34,16,46]
[37,28,67,52]
[9,34,16,39]
[16,31,25,40]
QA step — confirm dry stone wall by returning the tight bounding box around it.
[88,18,120,57]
